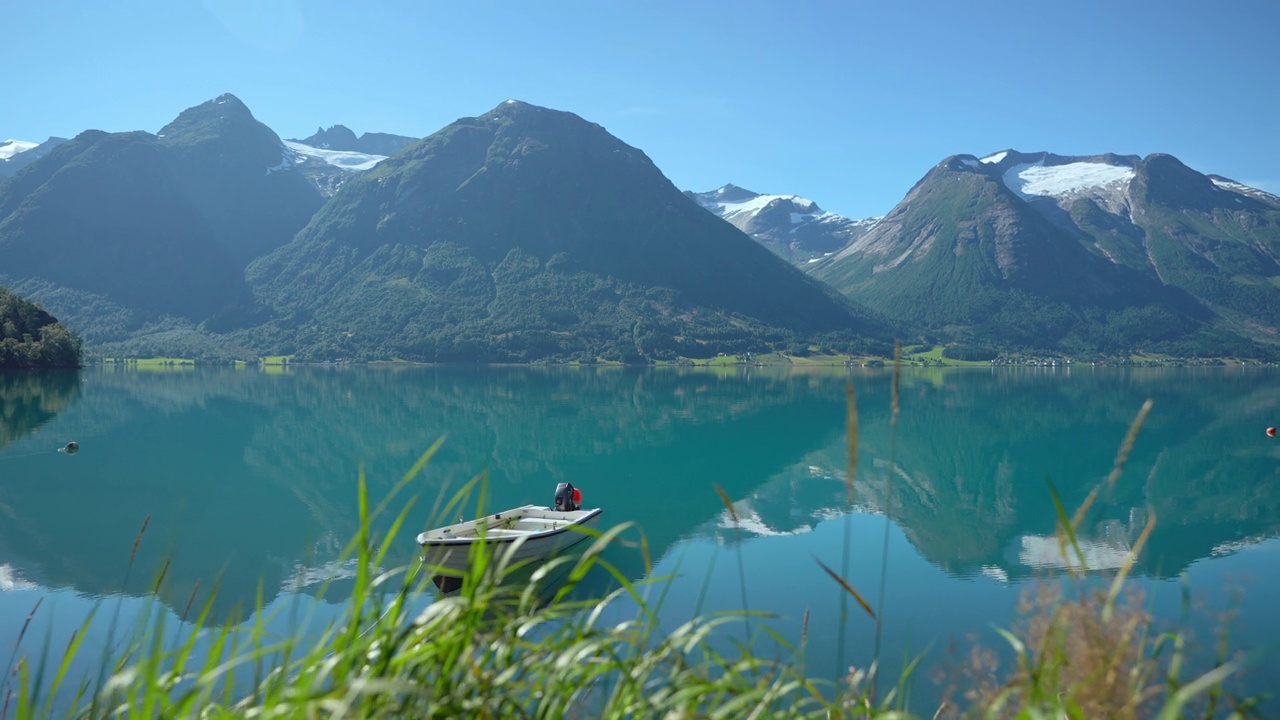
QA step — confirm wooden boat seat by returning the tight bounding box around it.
[511,518,565,531]
[467,521,562,537]
[477,528,529,537]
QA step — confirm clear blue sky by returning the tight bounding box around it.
[3,0,1277,218]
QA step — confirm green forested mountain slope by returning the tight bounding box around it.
[1127,155,1280,335]
[0,94,322,350]
[245,100,892,362]
[155,94,325,267]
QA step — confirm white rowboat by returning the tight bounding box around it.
[416,504,603,575]
[417,483,600,592]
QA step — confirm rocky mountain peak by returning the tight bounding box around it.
[166,93,253,127]
[156,93,280,158]
[709,183,760,203]
[295,124,358,150]
[1133,153,1219,209]
[477,100,614,144]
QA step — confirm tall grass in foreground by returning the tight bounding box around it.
[3,366,1269,719]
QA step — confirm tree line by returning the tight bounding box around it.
[0,287,83,369]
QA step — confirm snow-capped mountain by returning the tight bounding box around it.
[0,137,68,179]
[810,148,1280,357]
[0,139,39,160]
[686,184,880,265]
[953,150,1275,221]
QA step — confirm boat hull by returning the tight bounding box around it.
[418,508,603,576]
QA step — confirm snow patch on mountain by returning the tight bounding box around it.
[792,212,879,233]
[980,151,1009,165]
[696,187,878,230]
[701,192,817,222]
[264,150,293,176]
[283,140,387,172]
[1002,160,1135,216]
[1210,177,1280,202]
[0,139,38,161]
[690,184,882,263]
[1004,161,1135,198]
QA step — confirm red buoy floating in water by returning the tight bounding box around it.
[1268,427,1277,438]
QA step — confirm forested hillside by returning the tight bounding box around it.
[0,286,81,368]
[244,100,892,362]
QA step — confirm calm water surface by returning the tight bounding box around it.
[1,365,1277,713]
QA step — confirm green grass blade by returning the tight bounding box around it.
[1107,399,1153,489]
[1103,507,1157,624]
[1046,475,1089,573]
[46,607,97,713]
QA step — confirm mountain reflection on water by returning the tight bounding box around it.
[709,366,1280,581]
[0,370,81,451]
[0,364,1277,623]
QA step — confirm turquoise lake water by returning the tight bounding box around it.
[1,364,1277,714]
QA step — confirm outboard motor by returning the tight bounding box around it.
[554,482,581,511]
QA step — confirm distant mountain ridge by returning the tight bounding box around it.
[289,124,417,156]
[282,125,418,196]
[0,94,322,349]
[686,184,880,265]
[810,148,1280,358]
[4,92,1279,362]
